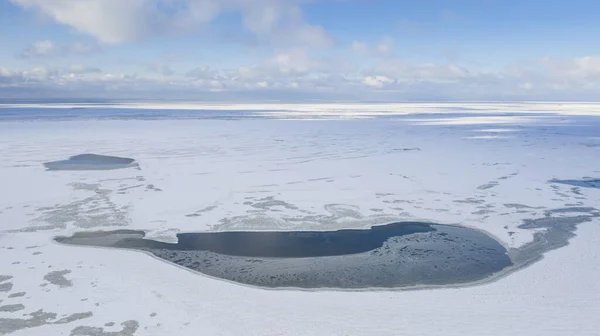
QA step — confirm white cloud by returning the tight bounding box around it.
[351,40,368,54]
[256,81,269,88]
[0,68,14,77]
[12,0,168,44]
[23,67,55,80]
[376,37,394,56]
[237,49,337,79]
[0,67,25,85]
[363,75,394,88]
[519,82,533,90]
[11,0,330,46]
[370,60,471,81]
[541,56,600,80]
[148,63,175,76]
[20,40,100,58]
[3,54,600,100]
[20,40,57,58]
[69,42,100,55]
[186,66,214,79]
[67,65,102,74]
[351,37,395,57]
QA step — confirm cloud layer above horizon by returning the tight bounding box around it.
[2,0,600,100]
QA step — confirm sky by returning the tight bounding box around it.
[1,0,600,101]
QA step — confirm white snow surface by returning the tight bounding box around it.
[1,102,600,335]
[2,101,600,117]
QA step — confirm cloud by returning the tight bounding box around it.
[241,2,330,47]
[351,37,395,57]
[3,54,600,101]
[12,0,170,44]
[20,40,100,58]
[22,66,60,81]
[238,48,353,81]
[10,0,331,47]
[376,37,394,56]
[541,56,600,81]
[186,66,215,79]
[69,42,100,54]
[238,49,319,79]
[351,40,368,54]
[0,68,26,85]
[148,63,175,76]
[0,65,103,88]
[20,40,56,58]
[67,65,102,74]
[362,75,394,88]
[368,60,471,81]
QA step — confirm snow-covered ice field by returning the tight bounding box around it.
[1,102,600,335]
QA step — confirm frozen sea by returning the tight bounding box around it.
[1,101,600,335]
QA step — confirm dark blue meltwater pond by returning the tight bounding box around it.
[111,222,435,258]
[56,222,513,289]
[44,154,138,171]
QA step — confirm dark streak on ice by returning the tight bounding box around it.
[550,178,600,189]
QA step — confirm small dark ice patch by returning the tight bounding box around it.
[43,154,138,171]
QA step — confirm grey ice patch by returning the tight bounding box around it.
[44,154,138,171]
[550,178,600,189]
[0,275,12,283]
[504,203,544,210]
[383,199,413,205]
[8,292,26,298]
[0,283,13,293]
[0,304,25,313]
[146,184,162,192]
[391,147,421,152]
[44,270,73,288]
[216,202,397,231]
[548,206,597,214]
[185,205,218,217]
[59,230,144,247]
[117,184,144,192]
[471,209,495,215]
[453,198,485,204]
[0,309,57,335]
[245,197,299,211]
[477,181,499,190]
[307,177,334,182]
[323,204,362,219]
[55,312,93,324]
[509,207,600,266]
[20,182,131,232]
[70,320,140,336]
